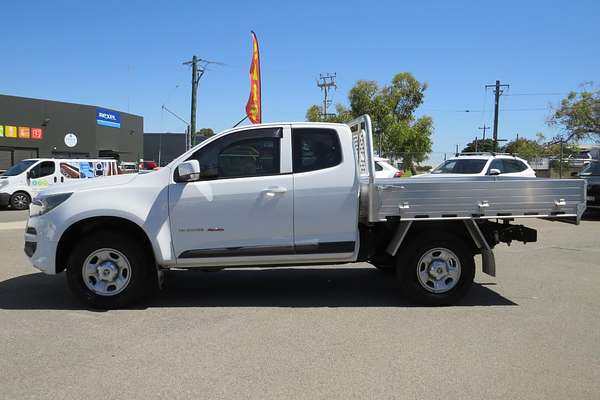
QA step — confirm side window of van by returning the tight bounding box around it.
[29,161,55,179]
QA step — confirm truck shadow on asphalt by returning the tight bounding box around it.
[0,267,516,310]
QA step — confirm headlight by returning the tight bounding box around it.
[29,193,73,217]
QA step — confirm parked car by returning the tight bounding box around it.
[0,158,118,210]
[119,162,138,174]
[416,154,536,178]
[374,157,403,178]
[138,160,158,171]
[567,151,593,167]
[576,160,600,209]
[24,116,585,309]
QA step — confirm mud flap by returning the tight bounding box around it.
[464,220,496,277]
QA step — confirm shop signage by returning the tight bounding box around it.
[0,125,43,140]
[96,108,121,128]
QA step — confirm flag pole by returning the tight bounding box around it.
[232,115,248,127]
[254,30,261,123]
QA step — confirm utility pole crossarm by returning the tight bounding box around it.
[183,55,224,150]
[317,73,337,119]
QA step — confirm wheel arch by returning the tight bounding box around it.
[386,220,481,257]
[56,216,156,273]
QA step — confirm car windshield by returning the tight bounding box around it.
[580,161,600,175]
[1,160,37,176]
[432,159,488,174]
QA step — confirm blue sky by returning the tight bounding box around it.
[1,0,598,164]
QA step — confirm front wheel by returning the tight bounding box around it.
[66,230,152,309]
[10,191,30,210]
[397,234,475,306]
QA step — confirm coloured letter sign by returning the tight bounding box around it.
[0,126,3,136]
[31,128,43,140]
[5,126,17,138]
[18,127,30,139]
[96,107,121,128]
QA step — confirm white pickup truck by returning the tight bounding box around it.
[24,116,587,308]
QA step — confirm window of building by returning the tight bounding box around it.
[292,128,342,173]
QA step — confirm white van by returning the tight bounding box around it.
[0,158,118,209]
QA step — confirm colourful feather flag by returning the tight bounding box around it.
[245,31,262,124]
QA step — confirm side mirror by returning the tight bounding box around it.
[175,160,201,182]
[26,171,33,179]
[489,168,501,176]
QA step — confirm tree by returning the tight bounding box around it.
[306,72,433,174]
[502,138,544,161]
[461,138,495,153]
[305,104,352,123]
[197,128,214,137]
[549,85,600,140]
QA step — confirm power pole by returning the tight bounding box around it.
[183,56,224,149]
[485,80,509,152]
[316,73,337,119]
[478,124,490,141]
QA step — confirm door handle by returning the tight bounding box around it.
[262,187,287,197]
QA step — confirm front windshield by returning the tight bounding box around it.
[580,161,600,175]
[1,160,37,176]
[432,159,488,174]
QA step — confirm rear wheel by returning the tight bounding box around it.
[397,234,475,306]
[10,191,30,210]
[66,230,153,309]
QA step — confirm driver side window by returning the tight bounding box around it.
[29,161,55,179]
[187,127,282,180]
[488,159,504,174]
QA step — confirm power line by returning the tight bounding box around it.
[503,92,565,97]
[420,107,548,112]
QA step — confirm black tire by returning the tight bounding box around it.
[396,234,475,306]
[66,230,154,309]
[10,191,31,210]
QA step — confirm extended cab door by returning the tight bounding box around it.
[291,125,359,260]
[169,126,294,265]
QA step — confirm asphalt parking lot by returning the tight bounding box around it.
[1,210,599,399]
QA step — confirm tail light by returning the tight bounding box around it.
[394,171,404,178]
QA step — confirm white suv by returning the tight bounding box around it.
[420,154,536,178]
[374,157,403,178]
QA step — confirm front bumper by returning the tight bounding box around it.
[0,192,10,207]
[24,215,58,274]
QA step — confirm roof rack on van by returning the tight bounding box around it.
[454,152,516,157]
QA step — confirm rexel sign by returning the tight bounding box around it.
[96,108,121,128]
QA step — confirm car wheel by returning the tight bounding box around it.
[10,192,31,210]
[66,230,153,309]
[397,234,475,306]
